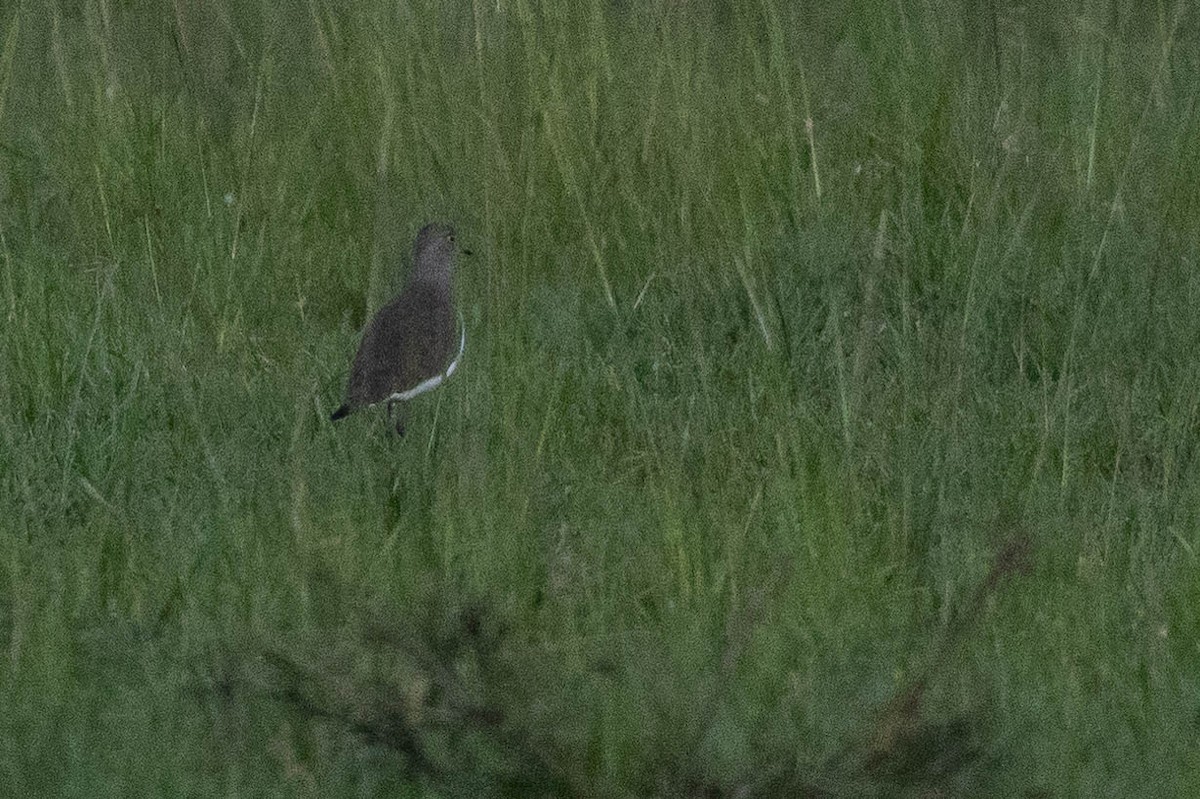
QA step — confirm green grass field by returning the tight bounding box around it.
[1,1,1198,796]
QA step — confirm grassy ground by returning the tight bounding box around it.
[1,1,1198,796]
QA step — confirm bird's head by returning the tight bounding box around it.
[411,222,471,286]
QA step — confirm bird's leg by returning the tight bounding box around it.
[387,400,407,437]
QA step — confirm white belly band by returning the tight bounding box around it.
[386,316,465,402]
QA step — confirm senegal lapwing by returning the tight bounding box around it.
[330,222,467,435]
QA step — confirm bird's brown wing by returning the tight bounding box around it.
[347,284,455,408]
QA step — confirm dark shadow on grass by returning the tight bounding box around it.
[235,534,1032,798]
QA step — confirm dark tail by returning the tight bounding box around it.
[330,404,351,422]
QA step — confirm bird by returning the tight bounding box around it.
[330,222,467,435]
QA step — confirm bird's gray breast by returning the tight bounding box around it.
[349,283,455,405]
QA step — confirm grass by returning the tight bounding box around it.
[1,0,1199,796]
